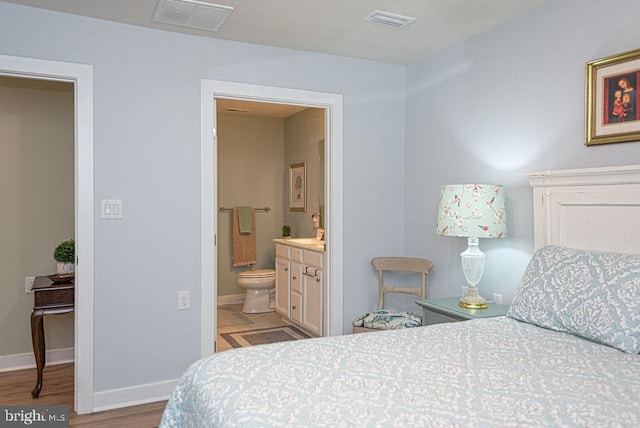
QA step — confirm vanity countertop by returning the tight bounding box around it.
[273,238,325,252]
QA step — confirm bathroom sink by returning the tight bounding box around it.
[276,238,325,251]
[289,238,321,245]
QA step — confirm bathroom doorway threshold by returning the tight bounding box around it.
[200,80,344,357]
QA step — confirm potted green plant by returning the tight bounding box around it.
[54,238,75,274]
[281,225,291,238]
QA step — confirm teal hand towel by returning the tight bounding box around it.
[237,206,253,234]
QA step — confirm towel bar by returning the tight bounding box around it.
[219,206,271,212]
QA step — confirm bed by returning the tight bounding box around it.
[161,164,640,427]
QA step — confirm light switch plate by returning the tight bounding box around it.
[101,199,123,219]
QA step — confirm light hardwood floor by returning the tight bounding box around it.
[0,363,166,427]
[0,305,291,426]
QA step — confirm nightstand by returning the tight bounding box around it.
[416,297,509,326]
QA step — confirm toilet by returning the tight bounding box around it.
[237,269,276,313]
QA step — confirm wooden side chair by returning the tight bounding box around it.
[352,257,433,333]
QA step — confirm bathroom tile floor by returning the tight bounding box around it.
[217,304,291,352]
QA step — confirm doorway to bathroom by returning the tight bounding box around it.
[199,80,344,357]
[215,100,324,349]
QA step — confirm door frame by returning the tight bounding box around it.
[200,79,344,355]
[0,54,95,414]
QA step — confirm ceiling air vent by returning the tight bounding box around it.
[363,10,416,28]
[153,0,234,32]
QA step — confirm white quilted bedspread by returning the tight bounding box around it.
[161,317,640,427]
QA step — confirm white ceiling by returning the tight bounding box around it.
[1,0,548,65]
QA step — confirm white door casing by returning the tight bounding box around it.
[0,54,95,414]
[200,80,344,356]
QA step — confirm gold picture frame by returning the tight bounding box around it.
[289,162,306,212]
[586,48,640,145]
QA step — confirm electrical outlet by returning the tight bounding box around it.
[178,291,190,310]
[25,276,35,293]
[493,293,503,305]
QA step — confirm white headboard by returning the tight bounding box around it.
[524,164,640,254]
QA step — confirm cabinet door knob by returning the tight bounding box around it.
[292,305,297,310]
[316,278,320,282]
[292,276,297,280]
[284,267,288,271]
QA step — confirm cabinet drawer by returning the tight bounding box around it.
[291,247,303,262]
[303,250,323,268]
[276,244,290,259]
[34,287,74,308]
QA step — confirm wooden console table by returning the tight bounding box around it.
[30,275,74,398]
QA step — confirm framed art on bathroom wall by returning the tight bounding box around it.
[586,48,640,145]
[289,162,307,212]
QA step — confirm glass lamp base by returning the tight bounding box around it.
[459,286,488,309]
[460,237,488,309]
[459,299,488,309]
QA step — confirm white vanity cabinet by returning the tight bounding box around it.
[301,250,323,335]
[289,248,303,324]
[274,247,290,316]
[274,240,324,336]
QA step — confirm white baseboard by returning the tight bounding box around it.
[0,347,74,372]
[93,292,274,411]
[0,295,249,410]
[93,378,178,412]
[217,294,245,305]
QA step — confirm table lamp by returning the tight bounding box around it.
[436,184,507,309]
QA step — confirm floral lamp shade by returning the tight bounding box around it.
[436,184,507,309]
[436,184,507,239]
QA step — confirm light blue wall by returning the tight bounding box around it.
[405,0,640,303]
[5,0,638,400]
[0,4,406,392]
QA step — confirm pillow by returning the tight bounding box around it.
[507,245,640,353]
